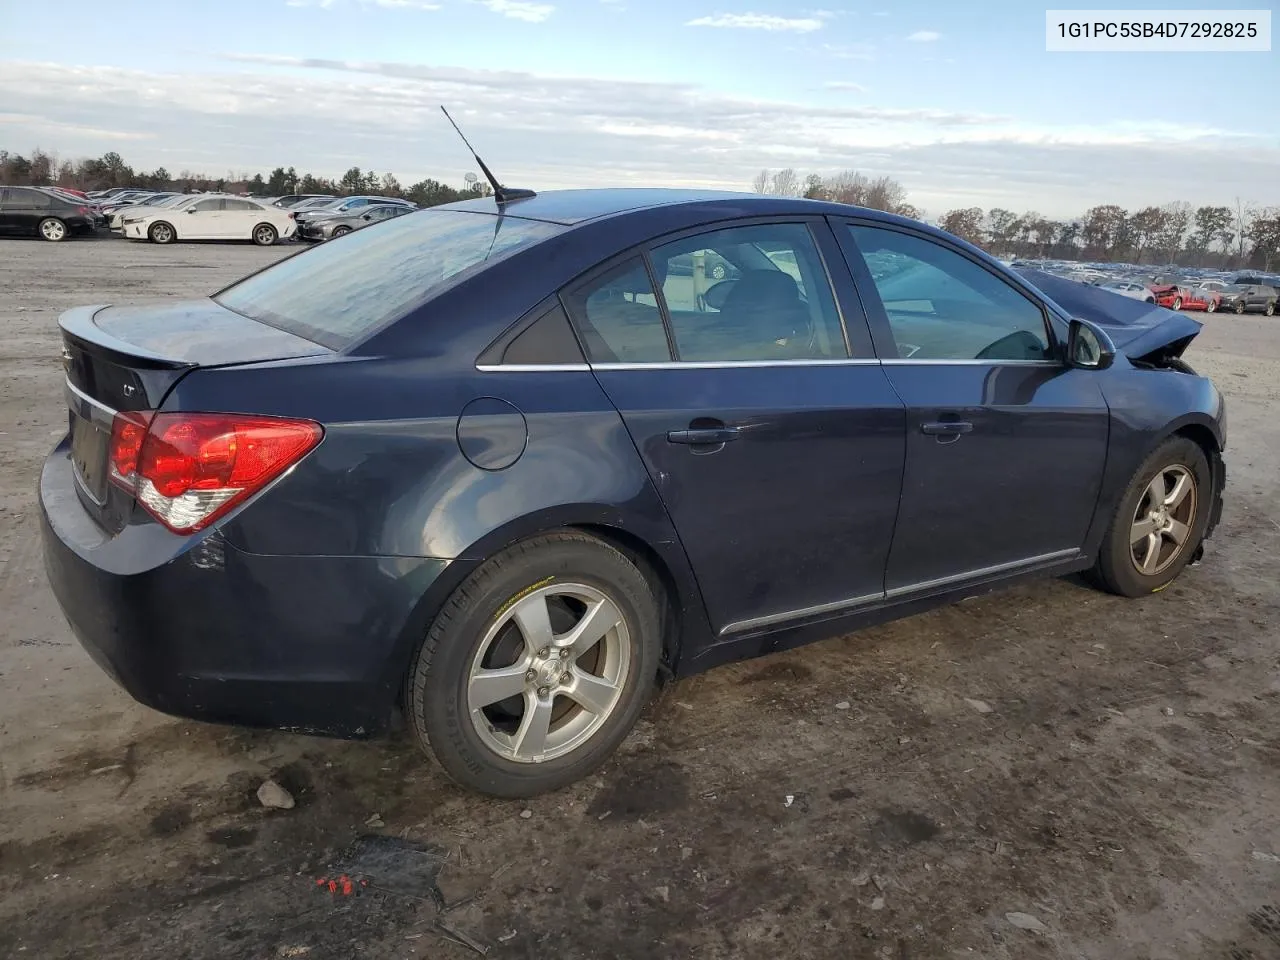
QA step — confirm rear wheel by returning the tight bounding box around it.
[1235,300,1246,315]
[38,218,67,242]
[1267,300,1276,317]
[252,223,278,246]
[1205,299,1216,313]
[406,532,662,797]
[148,221,175,244]
[1092,437,1211,598]
[1171,297,1182,310]
[330,225,352,239]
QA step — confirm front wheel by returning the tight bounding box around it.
[406,532,662,797]
[38,218,67,242]
[1092,437,1211,597]
[1235,300,1246,315]
[1267,301,1276,317]
[252,223,278,246]
[1205,299,1216,313]
[1171,297,1182,310]
[330,225,352,239]
[148,221,175,244]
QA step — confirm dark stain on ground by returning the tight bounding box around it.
[871,809,941,847]
[206,827,257,849]
[737,660,814,685]
[148,802,193,838]
[587,760,690,821]
[829,787,856,802]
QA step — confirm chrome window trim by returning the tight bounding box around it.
[879,358,1061,367]
[474,363,592,373]
[592,358,881,370]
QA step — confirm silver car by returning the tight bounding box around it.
[1099,280,1157,303]
[297,202,414,241]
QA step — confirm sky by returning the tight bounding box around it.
[0,0,1276,218]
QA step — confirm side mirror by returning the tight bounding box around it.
[362,213,372,221]
[186,208,198,214]
[1066,317,1115,370]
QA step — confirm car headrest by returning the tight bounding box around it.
[722,270,801,312]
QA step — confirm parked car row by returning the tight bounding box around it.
[1,185,421,245]
[1011,257,1280,317]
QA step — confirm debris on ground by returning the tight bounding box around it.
[498,930,518,943]
[851,872,872,887]
[835,701,851,710]
[519,809,533,819]
[869,896,886,911]
[1252,850,1280,863]
[256,779,295,810]
[1006,911,1048,932]
[784,795,795,807]
[964,698,994,714]
[364,813,385,828]
[435,918,489,955]
[1162,707,1175,717]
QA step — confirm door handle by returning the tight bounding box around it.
[667,426,741,445]
[920,420,973,437]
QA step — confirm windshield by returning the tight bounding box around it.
[214,210,563,348]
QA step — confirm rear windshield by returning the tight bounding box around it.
[214,209,562,349]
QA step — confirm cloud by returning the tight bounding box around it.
[473,0,554,21]
[824,81,869,93]
[371,0,442,8]
[686,13,825,32]
[0,58,1273,217]
[820,42,877,60]
[906,30,941,41]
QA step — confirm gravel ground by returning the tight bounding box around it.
[1,235,1279,960]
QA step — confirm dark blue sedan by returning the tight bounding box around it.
[40,189,1226,797]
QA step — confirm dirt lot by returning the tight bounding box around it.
[2,235,1279,960]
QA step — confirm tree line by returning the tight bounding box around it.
[0,147,488,211]
[755,167,1279,271]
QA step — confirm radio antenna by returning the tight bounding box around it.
[439,106,536,204]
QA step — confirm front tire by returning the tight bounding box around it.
[148,221,175,244]
[1171,297,1182,310]
[1235,300,1246,315]
[406,532,662,798]
[330,225,352,239]
[252,223,278,246]
[1092,437,1211,598]
[1205,299,1216,313]
[38,218,67,242]
[1267,300,1276,317]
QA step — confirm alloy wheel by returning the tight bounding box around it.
[254,225,276,246]
[40,219,66,242]
[1129,465,1197,577]
[467,582,630,764]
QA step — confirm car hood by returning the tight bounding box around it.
[1019,268,1203,360]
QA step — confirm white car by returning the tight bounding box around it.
[1099,280,1157,303]
[107,193,189,231]
[122,195,297,245]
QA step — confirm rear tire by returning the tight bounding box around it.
[1267,300,1276,317]
[1092,437,1211,598]
[252,223,278,246]
[1171,297,1182,310]
[1235,301,1246,315]
[330,225,352,239]
[1205,299,1216,313]
[406,532,662,798]
[38,218,67,242]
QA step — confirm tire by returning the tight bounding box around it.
[1092,436,1212,598]
[252,223,278,246]
[330,225,352,239]
[1235,300,1246,315]
[406,531,662,798]
[1205,299,1216,313]
[148,221,175,244]
[38,218,67,242]
[1171,297,1182,311]
[1267,301,1276,317]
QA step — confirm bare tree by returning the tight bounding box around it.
[769,168,801,197]
[751,169,770,194]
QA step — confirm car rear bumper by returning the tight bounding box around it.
[39,439,450,737]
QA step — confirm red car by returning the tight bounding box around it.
[1148,284,1220,312]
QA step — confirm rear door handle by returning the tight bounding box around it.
[920,420,973,437]
[667,426,741,445]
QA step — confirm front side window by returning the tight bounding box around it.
[215,210,562,348]
[847,224,1052,362]
[191,198,225,212]
[562,258,670,363]
[649,223,847,362]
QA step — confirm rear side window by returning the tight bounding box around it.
[215,210,562,349]
[649,223,847,361]
[562,258,671,363]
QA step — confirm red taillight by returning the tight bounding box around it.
[77,205,90,215]
[108,411,322,533]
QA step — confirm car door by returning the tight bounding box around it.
[835,219,1110,593]
[0,188,14,234]
[178,197,228,238]
[2,186,42,235]
[561,218,906,639]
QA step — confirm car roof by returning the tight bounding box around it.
[438,187,885,226]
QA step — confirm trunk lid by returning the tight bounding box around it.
[58,299,331,533]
